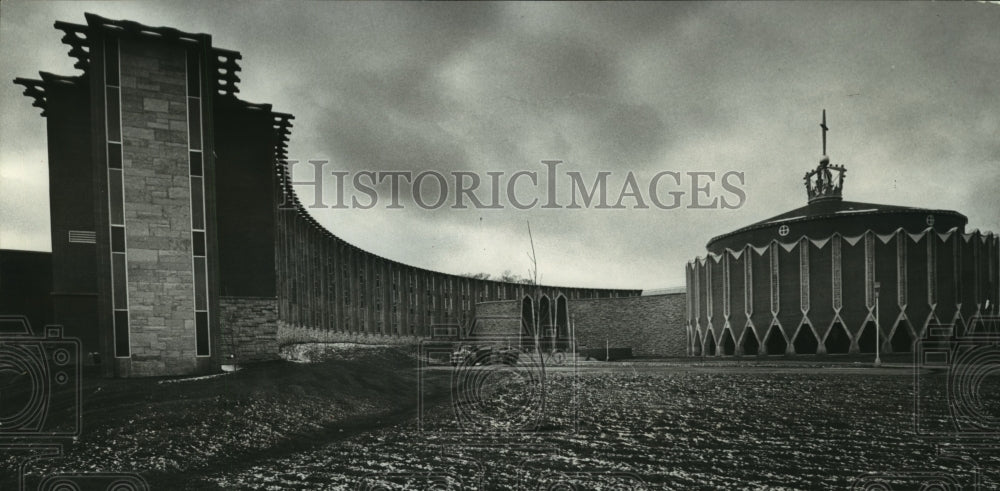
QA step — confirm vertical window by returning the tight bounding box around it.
[108,143,122,169]
[104,36,119,86]
[111,226,125,253]
[105,35,129,358]
[106,88,121,143]
[190,178,205,230]
[114,310,130,357]
[195,312,209,356]
[112,253,127,309]
[188,48,210,357]
[192,230,206,257]
[108,169,124,225]
[194,257,207,311]
[189,151,202,176]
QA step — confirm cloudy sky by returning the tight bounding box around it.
[1,1,998,289]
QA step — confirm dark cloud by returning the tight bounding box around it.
[2,1,998,289]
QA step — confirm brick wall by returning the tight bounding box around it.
[570,294,687,357]
[474,300,519,317]
[470,300,521,340]
[220,296,279,363]
[470,294,688,357]
[276,321,423,346]
[119,37,199,376]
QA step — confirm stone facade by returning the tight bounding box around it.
[571,294,687,357]
[469,294,688,357]
[470,300,519,318]
[469,300,523,339]
[220,297,279,363]
[15,14,648,376]
[119,37,200,376]
[273,201,641,339]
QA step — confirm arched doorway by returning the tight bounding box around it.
[538,295,552,352]
[521,296,535,351]
[741,326,759,356]
[721,329,736,356]
[858,321,877,353]
[890,322,913,353]
[704,329,717,356]
[793,325,819,355]
[555,295,569,351]
[824,322,851,354]
[764,325,787,355]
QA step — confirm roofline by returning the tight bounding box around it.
[83,12,211,44]
[690,226,997,266]
[706,207,968,248]
[0,249,54,255]
[15,13,644,295]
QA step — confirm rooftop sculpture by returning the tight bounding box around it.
[803,110,847,202]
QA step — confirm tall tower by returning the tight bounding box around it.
[15,14,288,376]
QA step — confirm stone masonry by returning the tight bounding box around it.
[120,37,199,376]
[469,300,523,339]
[16,14,648,376]
[219,297,279,363]
[570,294,687,357]
[469,294,688,357]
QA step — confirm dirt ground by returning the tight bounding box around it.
[2,347,997,490]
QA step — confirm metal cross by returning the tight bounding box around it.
[820,109,828,155]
